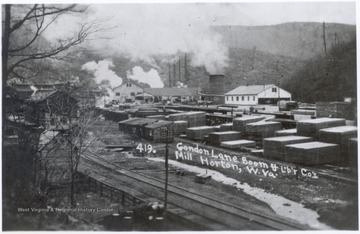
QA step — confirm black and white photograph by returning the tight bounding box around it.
[1,0,358,231]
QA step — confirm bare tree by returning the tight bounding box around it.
[32,90,109,207]
[2,4,100,82]
[2,4,108,130]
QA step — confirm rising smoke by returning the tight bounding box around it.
[88,4,229,74]
[81,60,123,88]
[127,66,164,88]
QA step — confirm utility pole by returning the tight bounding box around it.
[164,124,171,215]
[322,22,327,57]
[184,53,189,84]
[334,32,338,45]
[168,63,171,87]
[178,56,181,83]
[173,62,176,87]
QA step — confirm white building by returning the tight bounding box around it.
[112,81,144,103]
[225,84,291,105]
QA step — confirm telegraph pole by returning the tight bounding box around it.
[178,56,181,83]
[168,63,171,87]
[164,124,172,214]
[173,62,176,86]
[322,22,327,57]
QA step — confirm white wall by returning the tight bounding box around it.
[224,85,291,105]
[225,95,258,105]
[258,86,291,99]
[113,83,143,102]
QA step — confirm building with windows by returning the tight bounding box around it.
[225,84,291,105]
[143,87,198,103]
[112,81,145,103]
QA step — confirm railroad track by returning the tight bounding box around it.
[80,151,311,230]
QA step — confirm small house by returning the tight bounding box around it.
[225,84,291,105]
[112,81,145,103]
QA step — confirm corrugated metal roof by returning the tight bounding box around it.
[144,88,197,97]
[225,84,274,95]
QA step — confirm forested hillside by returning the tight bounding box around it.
[11,22,356,104]
[283,37,356,103]
[213,22,355,60]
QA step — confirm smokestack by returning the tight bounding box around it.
[173,62,176,87]
[184,53,189,83]
[208,74,225,105]
[168,63,171,87]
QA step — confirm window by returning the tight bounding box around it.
[253,96,255,101]
[131,92,135,96]
[236,96,239,101]
[241,96,244,101]
[248,96,250,101]
[231,96,233,101]
[116,92,120,96]
[126,83,132,87]
[226,96,229,101]
[272,87,277,92]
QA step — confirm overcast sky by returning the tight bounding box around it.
[86,1,356,26]
[7,1,357,86]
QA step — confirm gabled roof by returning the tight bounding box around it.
[225,84,275,96]
[144,87,197,97]
[113,80,148,90]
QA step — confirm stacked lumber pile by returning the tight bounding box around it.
[285,141,340,165]
[173,121,188,136]
[319,126,357,156]
[144,120,174,143]
[292,109,316,121]
[263,136,312,160]
[316,102,354,119]
[168,111,206,127]
[206,131,241,146]
[292,109,316,115]
[245,121,282,139]
[186,111,206,127]
[220,139,256,149]
[275,128,297,137]
[214,125,221,131]
[220,123,233,132]
[167,112,187,121]
[118,118,141,131]
[186,126,218,140]
[233,116,265,132]
[348,138,358,169]
[297,118,346,139]
[147,115,166,120]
